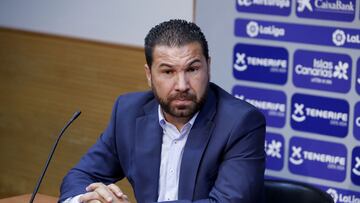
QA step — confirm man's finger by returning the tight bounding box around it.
[79,192,103,203]
[107,184,124,198]
[86,182,106,192]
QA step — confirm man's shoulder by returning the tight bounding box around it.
[210,83,265,122]
[113,90,156,112]
[210,83,258,112]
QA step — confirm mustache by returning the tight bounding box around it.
[168,92,197,101]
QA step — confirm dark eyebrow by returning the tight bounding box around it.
[188,59,202,66]
[158,63,173,68]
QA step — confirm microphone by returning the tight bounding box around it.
[29,111,81,203]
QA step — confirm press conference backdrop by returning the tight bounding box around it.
[195,0,360,202]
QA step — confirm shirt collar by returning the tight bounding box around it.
[158,105,199,129]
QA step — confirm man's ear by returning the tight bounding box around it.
[144,64,152,88]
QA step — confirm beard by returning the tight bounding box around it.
[152,85,207,119]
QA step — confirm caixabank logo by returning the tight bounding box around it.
[233,43,288,85]
[232,85,287,128]
[265,132,284,171]
[289,136,347,182]
[291,93,349,137]
[236,0,291,16]
[351,147,360,186]
[354,102,360,141]
[296,0,355,22]
[293,50,352,93]
[356,58,360,95]
[235,18,360,49]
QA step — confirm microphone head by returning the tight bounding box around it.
[71,111,81,121]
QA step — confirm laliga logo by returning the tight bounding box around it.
[237,0,251,6]
[289,146,304,165]
[326,188,339,203]
[332,29,346,46]
[234,53,247,71]
[265,139,282,159]
[353,156,360,176]
[246,21,259,38]
[291,103,306,122]
[297,0,313,12]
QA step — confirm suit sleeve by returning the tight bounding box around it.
[59,98,125,202]
[159,108,266,203]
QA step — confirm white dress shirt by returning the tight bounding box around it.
[157,106,198,202]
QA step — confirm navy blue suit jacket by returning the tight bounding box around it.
[60,83,266,203]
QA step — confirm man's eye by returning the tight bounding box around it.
[163,70,172,74]
[188,67,199,72]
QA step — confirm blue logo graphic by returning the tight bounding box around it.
[265,132,284,171]
[236,0,291,16]
[233,43,288,85]
[235,18,360,49]
[293,50,352,93]
[289,136,347,182]
[296,0,355,22]
[356,58,360,95]
[317,185,360,203]
[352,147,360,186]
[232,85,287,128]
[291,93,349,137]
[354,102,360,141]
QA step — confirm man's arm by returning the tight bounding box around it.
[59,98,125,202]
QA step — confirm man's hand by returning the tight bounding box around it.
[79,183,130,203]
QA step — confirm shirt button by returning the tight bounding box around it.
[170,169,174,173]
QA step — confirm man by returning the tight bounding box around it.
[60,19,265,203]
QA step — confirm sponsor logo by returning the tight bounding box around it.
[246,21,285,38]
[265,139,282,159]
[293,50,351,93]
[236,0,291,16]
[333,29,360,46]
[352,147,360,185]
[295,59,349,80]
[291,94,349,137]
[296,0,355,21]
[354,102,360,141]
[289,137,347,181]
[326,188,360,203]
[265,132,284,171]
[234,52,287,72]
[232,85,286,128]
[233,43,288,85]
[237,0,290,8]
[353,156,360,176]
[297,0,313,12]
[291,102,348,124]
[297,0,355,13]
[327,188,339,202]
[235,18,360,49]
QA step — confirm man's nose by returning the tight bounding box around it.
[175,73,189,92]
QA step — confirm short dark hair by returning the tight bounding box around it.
[144,19,209,67]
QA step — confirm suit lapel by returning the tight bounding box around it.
[134,99,162,202]
[178,88,217,200]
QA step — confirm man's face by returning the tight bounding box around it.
[145,42,210,120]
